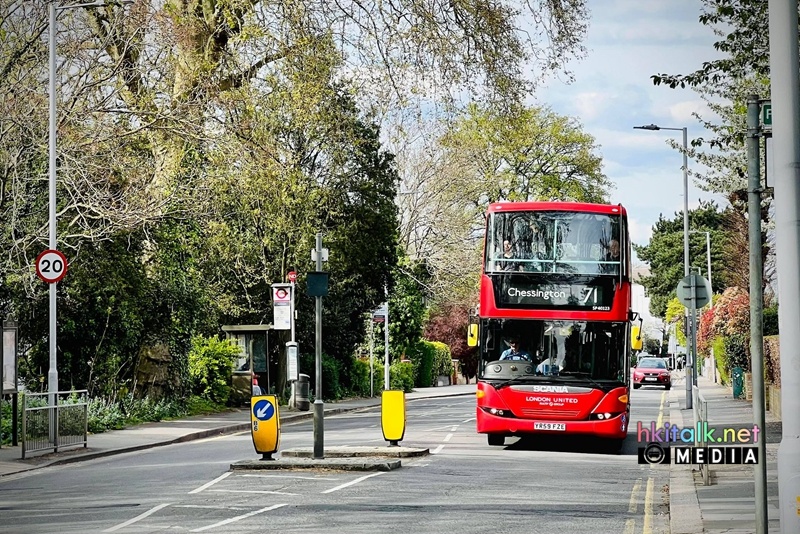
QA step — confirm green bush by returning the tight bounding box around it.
[298,352,348,401]
[389,360,415,392]
[349,357,374,397]
[763,305,779,336]
[188,335,240,404]
[724,333,749,372]
[431,341,453,379]
[712,336,728,386]
[406,341,435,387]
[369,360,415,393]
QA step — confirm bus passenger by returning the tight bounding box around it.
[497,240,523,271]
[500,338,532,361]
[599,238,620,273]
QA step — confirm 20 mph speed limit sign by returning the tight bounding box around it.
[35,249,68,284]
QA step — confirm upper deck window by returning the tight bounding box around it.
[486,211,621,275]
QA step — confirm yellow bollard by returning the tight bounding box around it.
[381,390,405,446]
[251,395,280,460]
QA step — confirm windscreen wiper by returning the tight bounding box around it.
[494,376,535,390]
[557,371,605,390]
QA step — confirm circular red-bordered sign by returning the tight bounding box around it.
[35,249,68,284]
[274,288,289,301]
[287,271,297,282]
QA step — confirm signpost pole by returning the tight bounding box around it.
[747,94,769,534]
[289,272,296,407]
[370,323,374,397]
[313,233,324,459]
[384,305,390,390]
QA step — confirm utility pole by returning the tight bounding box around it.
[313,233,324,459]
[768,1,800,531]
[747,94,768,534]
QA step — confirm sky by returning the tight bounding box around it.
[534,0,728,261]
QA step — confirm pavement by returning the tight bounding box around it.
[0,375,784,532]
[668,371,782,534]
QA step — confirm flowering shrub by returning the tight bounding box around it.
[712,287,750,338]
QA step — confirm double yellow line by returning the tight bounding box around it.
[625,390,666,534]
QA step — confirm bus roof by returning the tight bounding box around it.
[486,201,626,216]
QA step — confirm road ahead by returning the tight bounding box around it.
[0,387,671,533]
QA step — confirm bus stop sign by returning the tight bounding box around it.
[676,274,711,308]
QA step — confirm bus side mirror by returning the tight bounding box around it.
[631,325,643,351]
[467,324,478,347]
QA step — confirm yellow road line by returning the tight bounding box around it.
[643,477,654,534]
[628,478,641,513]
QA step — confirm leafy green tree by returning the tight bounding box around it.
[634,202,729,317]
[649,0,774,292]
[388,258,430,358]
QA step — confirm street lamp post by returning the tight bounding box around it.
[48,0,132,403]
[689,230,712,292]
[634,123,694,408]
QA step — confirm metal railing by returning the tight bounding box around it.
[22,390,88,459]
[693,385,710,485]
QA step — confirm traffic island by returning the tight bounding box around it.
[230,456,402,472]
[281,446,429,458]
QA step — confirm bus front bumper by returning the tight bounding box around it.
[476,409,628,440]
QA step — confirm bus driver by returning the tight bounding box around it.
[500,338,532,361]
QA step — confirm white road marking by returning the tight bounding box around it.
[443,433,453,442]
[190,503,288,532]
[188,472,231,494]
[461,418,475,424]
[624,518,635,534]
[432,444,445,454]
[103,503,172,532]
[321,472,384,494]
[211,489,299,496]
[450,425,458,432]
[174,505,248,510]
[239,474,338,480]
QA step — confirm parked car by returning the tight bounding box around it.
[632,357,671,390]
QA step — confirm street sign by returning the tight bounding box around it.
[306,271,329,297]
[35,249,68,284]
[676,274,712,308]
[251,394,280,457]
[287,271,297,282]
[762,102,772,130]
[272,286,290,303]
[286,342,298,382]
[311,248,329,262]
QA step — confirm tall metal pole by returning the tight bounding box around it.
[634,123,693,406]
[384,307,390,389]
[369,323,374,397]
[48,1,58,410]
[768,1,800,529]
[289,277,296,408]
[705,232,712,292]
[681,127,694,407]
[746,94,769,534]
[313,233,324,459]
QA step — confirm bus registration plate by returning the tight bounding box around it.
[534,422,565,431]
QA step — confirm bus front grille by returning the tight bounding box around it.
[519,409,580,418]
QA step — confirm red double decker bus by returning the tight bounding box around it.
[469,201,636,449]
